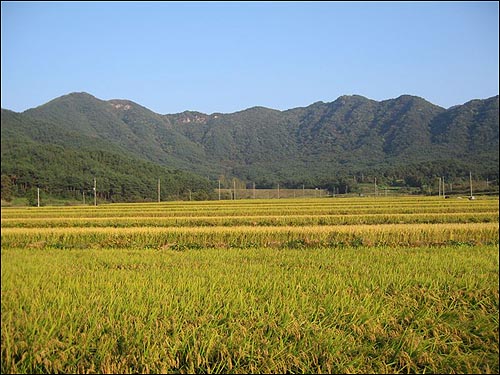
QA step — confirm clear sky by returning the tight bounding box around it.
[1,1,498,114]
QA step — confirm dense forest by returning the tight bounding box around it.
[0,110,214,203]
[1,92,498,203]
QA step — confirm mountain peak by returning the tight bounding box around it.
[237,105,281,114]
[391,94,436,105]
[332,94,372,104]
[63,92,98,100]
[43,91,101,106]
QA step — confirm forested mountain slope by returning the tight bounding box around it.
[1,92,498,201]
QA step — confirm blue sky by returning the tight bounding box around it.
[1,1,498,114]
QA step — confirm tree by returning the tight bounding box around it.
[1,175,14,202]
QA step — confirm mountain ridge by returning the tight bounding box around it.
[1,91,498,202]
[7,91,474,116]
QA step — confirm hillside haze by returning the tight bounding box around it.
[1,92,498,201]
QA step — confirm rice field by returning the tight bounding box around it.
[1,196,499,373]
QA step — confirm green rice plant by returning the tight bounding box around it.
[1,223,498,249]
[1,245,498,374]
[2,196,498,220]
[2,211,498,228]
[1,196,498,373]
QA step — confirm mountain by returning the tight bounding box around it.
[165,93,498,183]
[1,92,498,202]
[23,93,216,176]
[1,104,214,203]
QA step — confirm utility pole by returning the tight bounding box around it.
[469,171,473,198]
[438,177,441,197]
[218,180,221,200]
[158,178,161,203]
[189,189,192,201]
[442,177,445,197]
[83,190,85,205]
[93,178,97,206]
[253,182,256,199]
[303,184,305,198]
[37,187,40,207]
[233,179,236,200]
[277,183,280,199]
[374,178,377,196]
